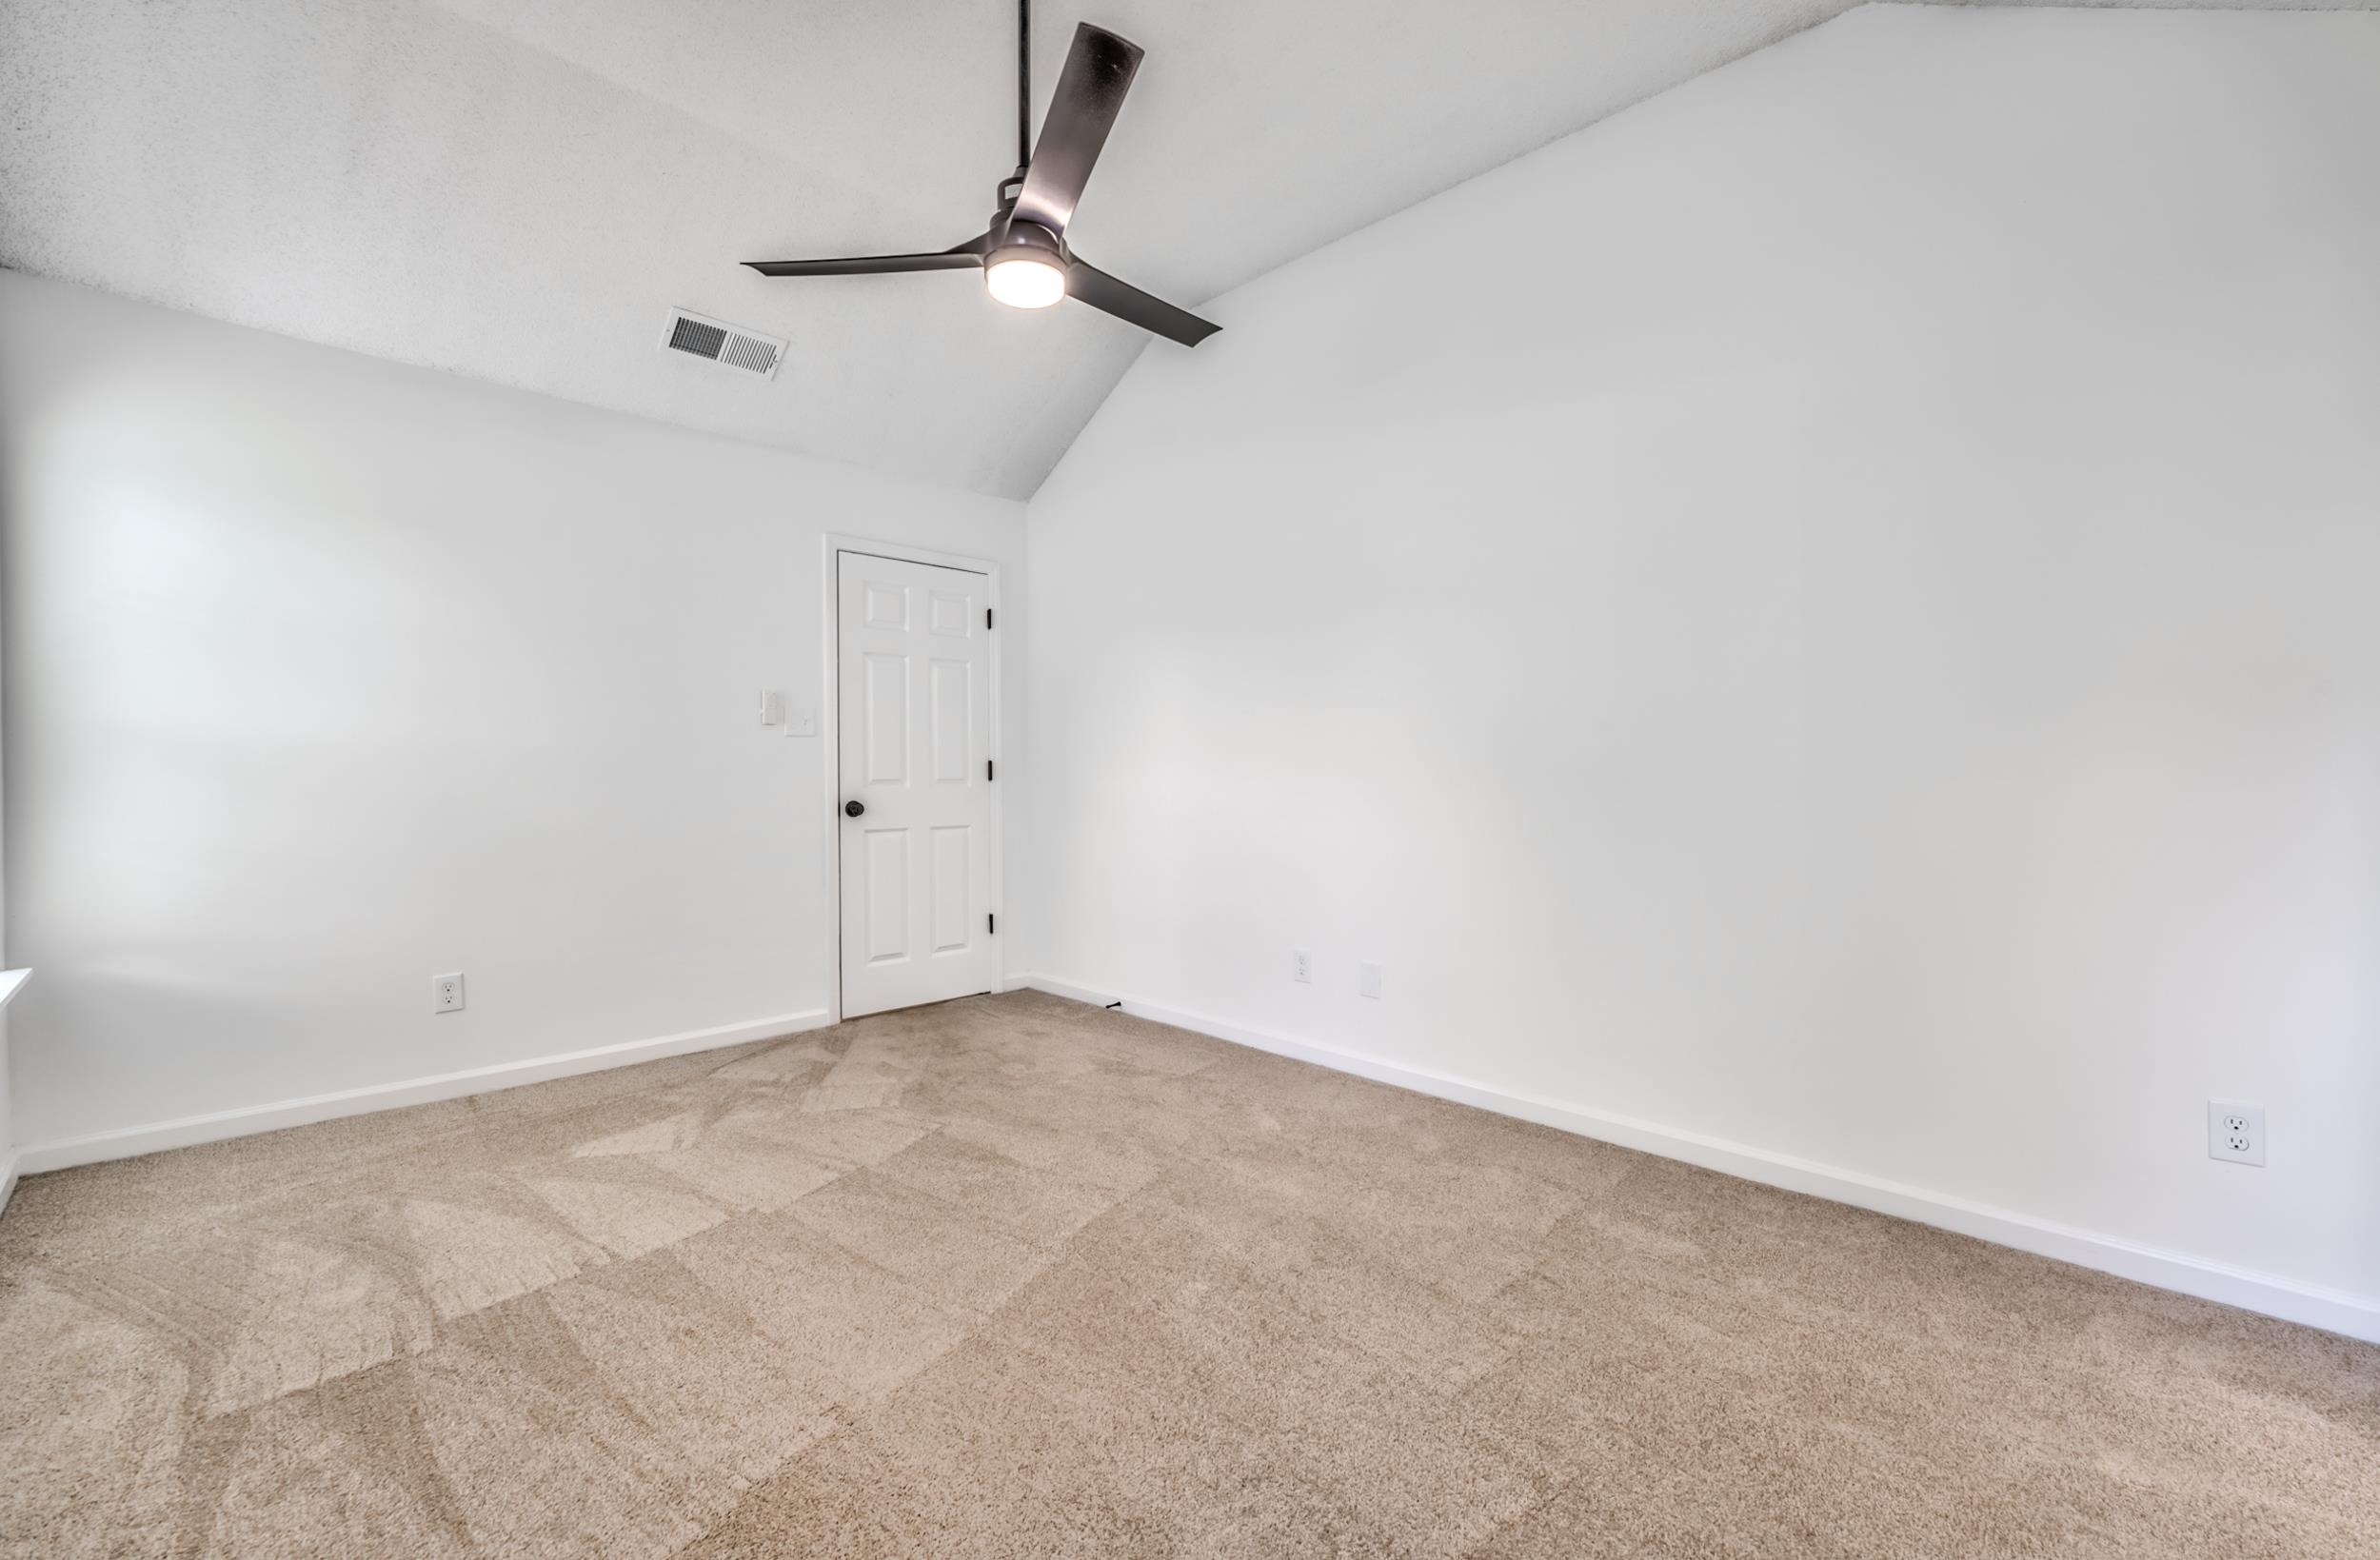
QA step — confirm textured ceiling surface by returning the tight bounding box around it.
[2,0,2370,498]
[0,0,1866,497]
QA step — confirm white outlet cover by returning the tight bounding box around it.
[1292,948,1311,983]
[1359,960,1382,999]
[432,972,466,1015]
[2207,1100,2265,1166]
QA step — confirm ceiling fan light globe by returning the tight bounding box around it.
[985,253,1066,309]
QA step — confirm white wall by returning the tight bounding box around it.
[1022,4,2380,1316]
[0,659,10,1197]
[0,269,1025,1151]
[1,609,10,1199]
[0,1011,12,1208]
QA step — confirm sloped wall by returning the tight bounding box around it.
[1021,5,2380,1318]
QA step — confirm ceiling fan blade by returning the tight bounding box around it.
[744,247,984,278]
[1013,24,1143,238]
[1064,260,1220,347]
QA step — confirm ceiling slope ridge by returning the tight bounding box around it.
[1169,1,1864,319]
[1017,2,1865,502]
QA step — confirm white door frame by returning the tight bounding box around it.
[818,533,1005,1023]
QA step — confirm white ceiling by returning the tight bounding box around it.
[1,0,2366,499]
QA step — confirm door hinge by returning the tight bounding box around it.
[988,913,997,935]
[985,607,994,630]
[986,758,995,781]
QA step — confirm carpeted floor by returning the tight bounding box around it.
[0,992,2373,1557]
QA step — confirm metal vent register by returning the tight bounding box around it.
[660,309,785,381]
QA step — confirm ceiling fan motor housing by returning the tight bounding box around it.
[990,218,1065,267]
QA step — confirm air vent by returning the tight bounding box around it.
[659,308,785,381]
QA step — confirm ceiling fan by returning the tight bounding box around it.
[743,1,1219,347]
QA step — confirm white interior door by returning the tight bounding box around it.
[837,551,997,1017]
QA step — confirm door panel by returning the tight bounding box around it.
[863,653,908,781]
[929,659,971,781]
[839,552,995,1017]
[931,825,972,953]
[863,829,909,964]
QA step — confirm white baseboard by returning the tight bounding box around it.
[1008,972,1115,1005]
[14,1009,834,1176]
[0,1151,18,1219]
[1013,975,2380,1345]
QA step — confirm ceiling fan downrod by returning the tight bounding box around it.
[996,0,1031,216]
[1018,0,1033,175]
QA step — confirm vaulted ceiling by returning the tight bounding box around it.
[0,0,2361,498]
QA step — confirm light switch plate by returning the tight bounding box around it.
[785,707,816,738]
[1358,960,1382,999]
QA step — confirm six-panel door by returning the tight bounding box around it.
[837,551,995,1017]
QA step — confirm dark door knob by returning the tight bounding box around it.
[844,800,865,818]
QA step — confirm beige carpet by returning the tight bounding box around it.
[0,992,2372,1558]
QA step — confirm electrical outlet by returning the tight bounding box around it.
[2208,1100,2264,1166]
[1358,960,1382,999]
[1292,949,1312,983]
[432,972,466,1015]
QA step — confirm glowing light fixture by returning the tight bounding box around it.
[985,251,1066,308]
